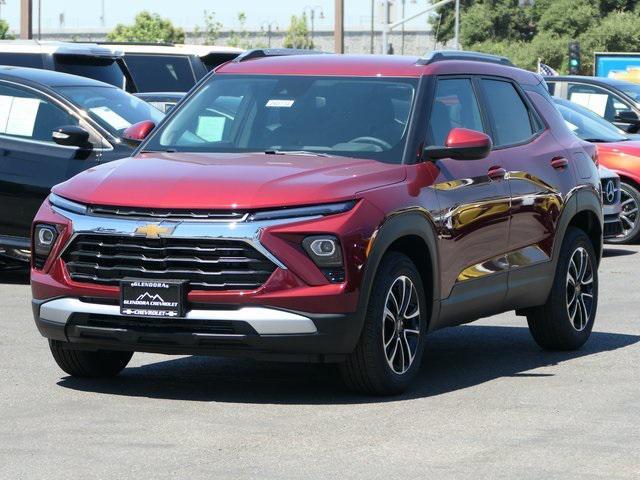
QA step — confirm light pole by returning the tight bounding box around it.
[37,0,41,40]
[303,5,324,43]
[261,21,278,48]
[453,0,460,50]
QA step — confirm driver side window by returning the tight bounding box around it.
[429,78,484,146]
[0,82,78,143]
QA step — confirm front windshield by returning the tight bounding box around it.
[554,98,628,142]
[618,82,640,103]
[57,86,164,136]
[143,75,417,163]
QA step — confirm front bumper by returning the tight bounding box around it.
[603,213,624,239]
[33,298,361,362]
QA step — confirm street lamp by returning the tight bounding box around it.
[303,5,324,42]
[261,21,279,48]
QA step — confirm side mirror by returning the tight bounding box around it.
[423,128,492,161]
[615,110,640,125]
[122,120,155,147]
[52,125,91,148]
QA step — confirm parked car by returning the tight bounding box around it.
[551,98,625,240]
[0,40,136,92]
[101,43,242,93]
[0,66,164,264]
[31,50,602,395]
[552,97,640,243]
[545,75,640,133]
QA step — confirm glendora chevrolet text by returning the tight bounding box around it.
[30,50,603,395]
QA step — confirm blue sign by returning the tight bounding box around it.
[595,53,640,83]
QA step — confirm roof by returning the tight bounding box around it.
[100,43,242,57]
[0,65,116,88]
[217,53,541,84]
[0,40,122,57]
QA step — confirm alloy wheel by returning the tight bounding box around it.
[566,246,594,332]
[619,185,639,240]
[382,276,421,375]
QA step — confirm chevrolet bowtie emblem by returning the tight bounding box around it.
[134,224,176,239]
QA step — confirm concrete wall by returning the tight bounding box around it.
[39,28,436,56]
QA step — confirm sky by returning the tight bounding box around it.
[0,0,432,32]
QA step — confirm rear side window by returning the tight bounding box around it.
[429,78,484,146]
[124,54,196,92]
[0,53,44,69]
[54,55,126,89]
[481,79,534,146]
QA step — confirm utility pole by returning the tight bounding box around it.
[334,0,344,53]
[20,0,33,39]
[370,0,374,54]
[453,0,460,50]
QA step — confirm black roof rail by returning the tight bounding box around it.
[92,41,176,47]
[417,50,514,67]
[234,48,325,62]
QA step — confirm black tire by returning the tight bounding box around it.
[526,227,598,350]
[49,340,133,377]
[340,252,428,395]
[607,181,640,244]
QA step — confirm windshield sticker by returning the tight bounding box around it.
[569,92,608,117]
[266,99,295,108]
[4,97,41,137]
[89,106,131,130]
[196,115,226,142]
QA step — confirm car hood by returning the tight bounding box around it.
[596,140,640,157]
[53,152,406,210]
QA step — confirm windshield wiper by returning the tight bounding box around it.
[582,138,616,143]
[264,149,333,157]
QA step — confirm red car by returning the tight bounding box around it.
[30,50,602,395]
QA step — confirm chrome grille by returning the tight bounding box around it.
[601,177,620,206]
[88,205,248,222]
[62,234,277,291]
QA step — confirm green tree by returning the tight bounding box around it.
[0,19,13,40]
[195,10,222,45]
[284,14,314,49]
[107,11,185,44]
[228,12,267,49]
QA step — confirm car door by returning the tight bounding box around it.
[478,77,579,309]
[0,81,102,240]
[427,76,511,325]
[566,82,639,132]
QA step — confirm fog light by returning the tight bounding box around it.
[33,224,58,269]
[302,235,343,268]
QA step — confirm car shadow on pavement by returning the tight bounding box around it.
[57,325,640,404]
[603,247,637,258]
[0,266,29,285]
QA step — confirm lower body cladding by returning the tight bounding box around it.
[32,298,360,362]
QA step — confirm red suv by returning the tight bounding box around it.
[31,50,603,395]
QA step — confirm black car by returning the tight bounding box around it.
[546,75,640,133]
[0,66,163,264]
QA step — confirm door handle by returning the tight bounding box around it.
[488,166,506,180]
[551,157,569,170]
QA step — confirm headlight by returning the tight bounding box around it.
[302,235,345,283]
[33,224,59,269]
[249,201,356,222]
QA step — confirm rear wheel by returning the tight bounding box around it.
[608,181,640,244]
[49,340,133,377]
[526,227,598,350]
[341,252,427,395]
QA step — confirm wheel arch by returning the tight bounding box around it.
[357,210,441,332]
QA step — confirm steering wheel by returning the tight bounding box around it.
[347,136,392,150]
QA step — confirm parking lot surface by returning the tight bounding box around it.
[1,245,639,479]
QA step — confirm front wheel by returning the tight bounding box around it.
[49,340,133,377]
[607,181,640,244]
[526,227,598,350]
[340,252,428,395]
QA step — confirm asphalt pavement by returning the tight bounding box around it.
[1,245,639,479]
